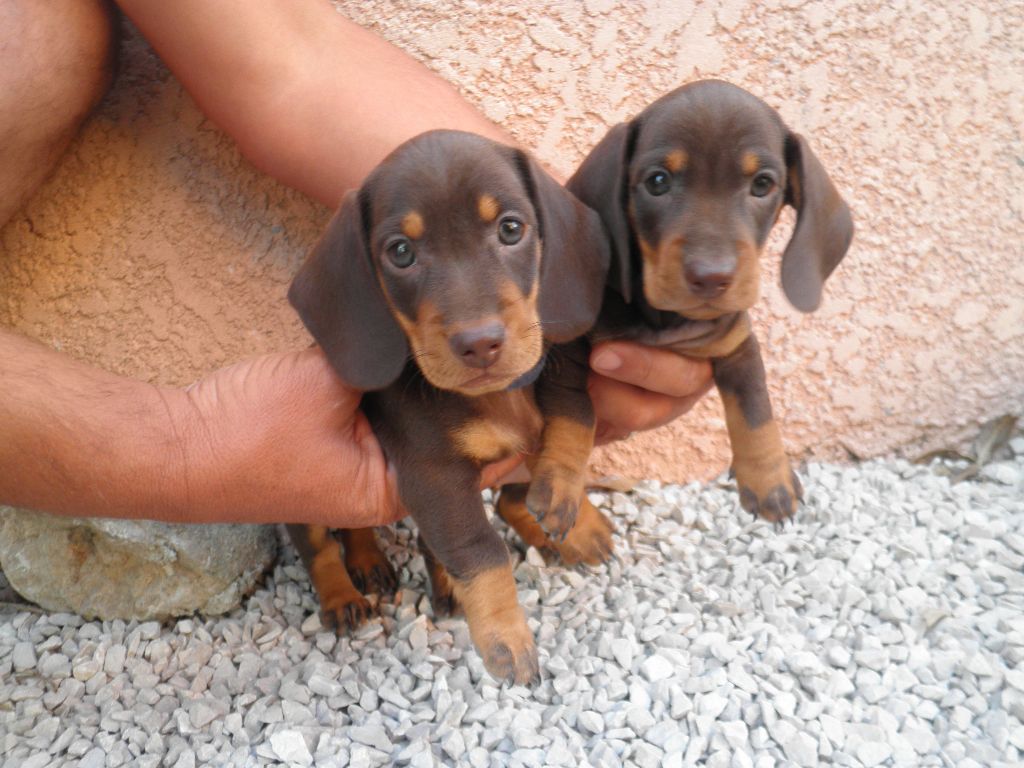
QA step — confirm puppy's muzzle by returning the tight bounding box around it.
[448,321,506,369]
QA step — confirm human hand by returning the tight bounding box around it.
[588,341,713,445]
[180,347,523,527]
[180,347,403,528]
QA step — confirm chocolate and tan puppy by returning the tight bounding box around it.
[519,79,854,538]
[288,130,614,684]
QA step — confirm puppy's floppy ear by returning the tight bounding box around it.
[513,150,611,342]
[567,121,637,302]
[288,190,409,390]
[781,133,854,313]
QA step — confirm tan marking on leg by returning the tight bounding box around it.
[538,416,593,465]
[307,530,374,631]
[721,391,799,522]
[741,151,760,176]
[401,211,425,239]
[421,539,459,616]
[478,193,500,223]
[453,563,538,684]
[526,416,595,539]
[665,149,688,173]
[305,525,331,550]
[340,528,396,595]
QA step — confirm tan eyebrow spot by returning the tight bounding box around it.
[664,150,688,173]
[741,152,760,175]
[401,211,425,239]
[478,194,500,223]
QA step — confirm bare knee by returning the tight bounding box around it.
[0,0,115,226]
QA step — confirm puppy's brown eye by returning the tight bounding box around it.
[644,169,671,196]
[387,239,415,268]
[750,172,776,197]
[498,217,524,245]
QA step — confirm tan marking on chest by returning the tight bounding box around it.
[454,420,528,463]
[453,389,544,463]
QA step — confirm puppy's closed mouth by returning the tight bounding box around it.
[456,371,520,394]
[462,372,505,387]
[620,313,739,351]
[650,297,729,319]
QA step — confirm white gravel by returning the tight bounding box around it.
[1,451,1023,767]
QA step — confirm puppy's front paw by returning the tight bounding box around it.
[734,457,802,524]
[557,496,615,565]
[526,468,583,541]
[347,557,398,597]
[455,565,539,685]
[342,529,398,596]
[320,593,376,633]
[475,616,540,686]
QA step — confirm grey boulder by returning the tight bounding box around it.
[0,507,276,620]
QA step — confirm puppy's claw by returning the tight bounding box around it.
[320,594,375,634]
[368,563,398,595]
[346,556,397,596]
[738,481,798,524]
[791,469,804,501]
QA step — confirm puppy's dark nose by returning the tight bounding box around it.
[449,323,505,369]
[684,262,733,299]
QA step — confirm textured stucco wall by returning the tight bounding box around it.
[1,1,1021,483]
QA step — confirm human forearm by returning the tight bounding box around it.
[0,329,196,522]
[115,0,514,207]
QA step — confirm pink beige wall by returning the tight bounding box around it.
[1,1,1021,483]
